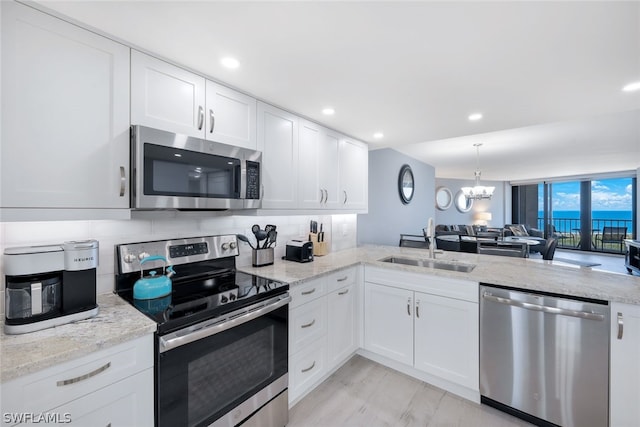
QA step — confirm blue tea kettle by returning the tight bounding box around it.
[133,255,175,300]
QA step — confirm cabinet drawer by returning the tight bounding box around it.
[289,337,327,403]
[289,297,327,355]
[2,334,153,416]
[290,278,327,308]
[326,267,357,293]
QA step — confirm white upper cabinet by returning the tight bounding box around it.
[131,51,257,149]
[1,1,130,209]
[131,50,206,138]
[339,138,368,210]
[205,80,257,149]
[298,120,340,209]
[257,102,299,209]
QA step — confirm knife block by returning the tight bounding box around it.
[252,248,274,267]
[309,233,328,256]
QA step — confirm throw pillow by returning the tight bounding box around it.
[509,224,529,237]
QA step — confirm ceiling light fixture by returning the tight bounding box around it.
[468,113,483,121]
[373,132,384,139]
[322,107,335,115]
[221,57,240,69]
[461,143,495,200]
[622,81,640,92]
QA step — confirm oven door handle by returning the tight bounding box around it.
[159,294,291,353]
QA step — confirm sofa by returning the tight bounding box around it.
[503,224,546,253]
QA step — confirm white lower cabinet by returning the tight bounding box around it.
[363,266,479,398]
[1,334,154,427]
[288,267,359,405]
[610,302,640,427]
[364,283,414,365]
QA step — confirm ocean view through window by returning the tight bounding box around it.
[535,177,636,253]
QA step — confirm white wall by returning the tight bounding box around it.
[435,178,507,228]
[0,214,358,316]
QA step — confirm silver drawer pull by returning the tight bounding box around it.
[338,289,349,295]
[337,276,348,282]
[301,319,316,329]
[301,361,316,373]
[57,362,111,386]
[119,166,126,197]
[301,288,316,296]
[617,312,624,339]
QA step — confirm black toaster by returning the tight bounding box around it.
[285,240,314,263]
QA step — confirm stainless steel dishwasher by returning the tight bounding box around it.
[480,285,609,427]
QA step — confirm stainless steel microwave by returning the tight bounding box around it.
[131,125,261,210]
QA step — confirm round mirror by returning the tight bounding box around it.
[454,189,474,213]
[435,186,453,210]
[398,164,414,204]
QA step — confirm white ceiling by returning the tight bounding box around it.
[33,0,640,181]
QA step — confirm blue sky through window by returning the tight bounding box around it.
[538,178,633,212]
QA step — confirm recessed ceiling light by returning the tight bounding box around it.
[322,107,335,115]
[221,57,240,69]
[373,132,384,139]
[622,81,640,92]
[468,113,483,121]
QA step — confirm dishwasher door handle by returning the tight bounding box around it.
[482,292,605,321]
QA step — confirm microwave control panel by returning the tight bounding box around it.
[245,161,260,199]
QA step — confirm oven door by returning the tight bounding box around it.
[156,295,290,427]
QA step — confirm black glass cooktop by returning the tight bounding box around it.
[117,264,288,335]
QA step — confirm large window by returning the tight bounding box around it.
[518,176,636,254]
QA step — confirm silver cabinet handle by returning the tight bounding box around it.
[57,362,111,386]
[319,188,324,204]
[617,312,624,339]
[482,292,605,321]
[416,300,420,318]
[197,106,204,130]
[323,189,328,204]
[301,288,316,296]
[338,289,349,295]
[119,166,126,197]
[209,109,215,133]
[337,276,348,282]
[301,319,316,329]
[343,190,348,204]
[301,361,316,373]
[407,298,411,316]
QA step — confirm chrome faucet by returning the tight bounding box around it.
[426,217,436,258]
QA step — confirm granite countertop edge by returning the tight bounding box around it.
[1,293,156,384]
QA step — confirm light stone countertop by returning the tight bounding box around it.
[0,293,156,384]
[3,245,639,385]
[238,245,640,305]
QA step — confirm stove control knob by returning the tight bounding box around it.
[229,242,237,250]
[221,243,230,251]
[221,295,229,304]
[124,253,137,264]
[138,252,150,261]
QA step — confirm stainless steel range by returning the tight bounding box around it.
[115,235,289,427]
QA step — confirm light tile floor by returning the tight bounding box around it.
[288,355,533,427]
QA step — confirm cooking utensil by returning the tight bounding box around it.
[251,224,260,234]
[134,255,175,300]
[236,234,256,250]
[265,229,277,248]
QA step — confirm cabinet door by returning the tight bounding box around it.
[610,302,640,427]
[338,138,368,210]
[205,80,257,149]
[327,284,357,368]
[131,50,206,138]
[1,2,130,209]
[257,102,299,209]
[319,130,341,209]
[414,292,479,391]
[363,282,413,365]
[290,296,327,355]
[298,120,323,208]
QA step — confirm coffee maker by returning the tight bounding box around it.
[4,240,99,334]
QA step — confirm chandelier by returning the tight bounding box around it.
[461,143,495,200]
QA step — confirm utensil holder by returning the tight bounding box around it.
[309,233,329,256]
[252,248,274,267]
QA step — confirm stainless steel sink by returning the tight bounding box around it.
[379,256,476,273]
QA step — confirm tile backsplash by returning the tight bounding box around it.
[0,214,358,316]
